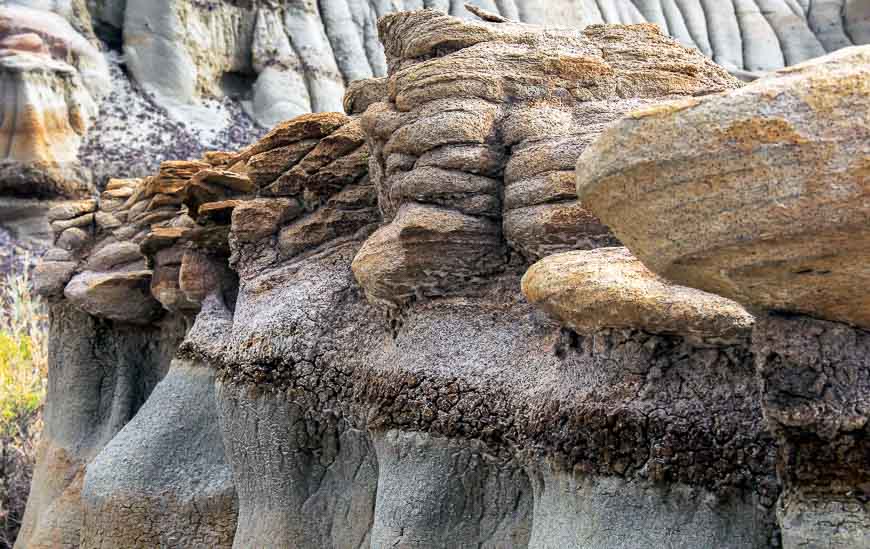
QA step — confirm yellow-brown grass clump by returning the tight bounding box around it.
[0,261,47,548]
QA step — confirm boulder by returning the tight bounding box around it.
[64,270,162,323]
[352,203,505,306]
[576,46,870,329]
[522,247,754,344]
[32,260,77,298]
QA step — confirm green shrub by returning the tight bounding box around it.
[0,262,47,548]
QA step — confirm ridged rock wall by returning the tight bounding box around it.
[17,9,822,549]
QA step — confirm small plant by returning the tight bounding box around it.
[0,259,48,548]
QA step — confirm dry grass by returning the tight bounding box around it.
[0,262,47,548]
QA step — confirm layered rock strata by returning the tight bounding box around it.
[0,5,105,248]
[25,108,374,547]
[575,47,870,548]
[0,0,870,207]
[2,0,868,258]
[18,10,799,549]
[355,8,740,309]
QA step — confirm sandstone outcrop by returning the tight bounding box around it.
[0,5,105,250]
[1,1,867,273]
[22,107,374,547]
[522,247,754,344]
[0,5,105,195]
[574,45,870,549]
[576,46,870,330]
[354,8,740,308]
[15,10,800,549]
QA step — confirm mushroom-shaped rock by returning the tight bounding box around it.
[64,270,162,323]
[0,49,96,199]
[576,46,870,329]
[522,247,754,344]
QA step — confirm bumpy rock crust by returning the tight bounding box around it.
[753,314,870,549]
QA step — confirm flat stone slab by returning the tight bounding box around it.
[64,270,161,323]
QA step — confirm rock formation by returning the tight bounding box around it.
[576,45,870,330]
[576,45,870,548]
[0,0,865,217]
[0,4,104,252]
[521,247,754,344]
[17,0,870,549]
[15,9,824,548]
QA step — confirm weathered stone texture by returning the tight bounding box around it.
[355,9,739,307]
[15,305,184,549]
[576,46,870,330]
[21,6,870,549]
[753,314,870,548]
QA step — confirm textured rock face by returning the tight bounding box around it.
[15,305,184,549]
[18,10,800,549]
[354,9,740,307]
[25,109,374,547]
[81,360,237,549]
[19,7,867,549]
[753,314,870,549]
[576,46,870,330]
[0,4,104,251]
[0,5,104,198]
[0,0,865,204]
[573,44,870,549]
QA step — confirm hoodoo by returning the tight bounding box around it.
[8,2,870,549]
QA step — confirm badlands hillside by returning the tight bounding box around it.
[2,1,869,548]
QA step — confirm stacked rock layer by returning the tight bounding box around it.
[0,0,867,213]
[15,10,802,549]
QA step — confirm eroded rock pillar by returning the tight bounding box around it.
[80,359,236,548]
[370,429,531,548]
[15,304,181,549]
[216,380,377,549]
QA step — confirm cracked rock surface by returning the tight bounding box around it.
[17,6,870,549]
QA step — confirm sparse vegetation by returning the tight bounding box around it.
[0,262,47,548]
